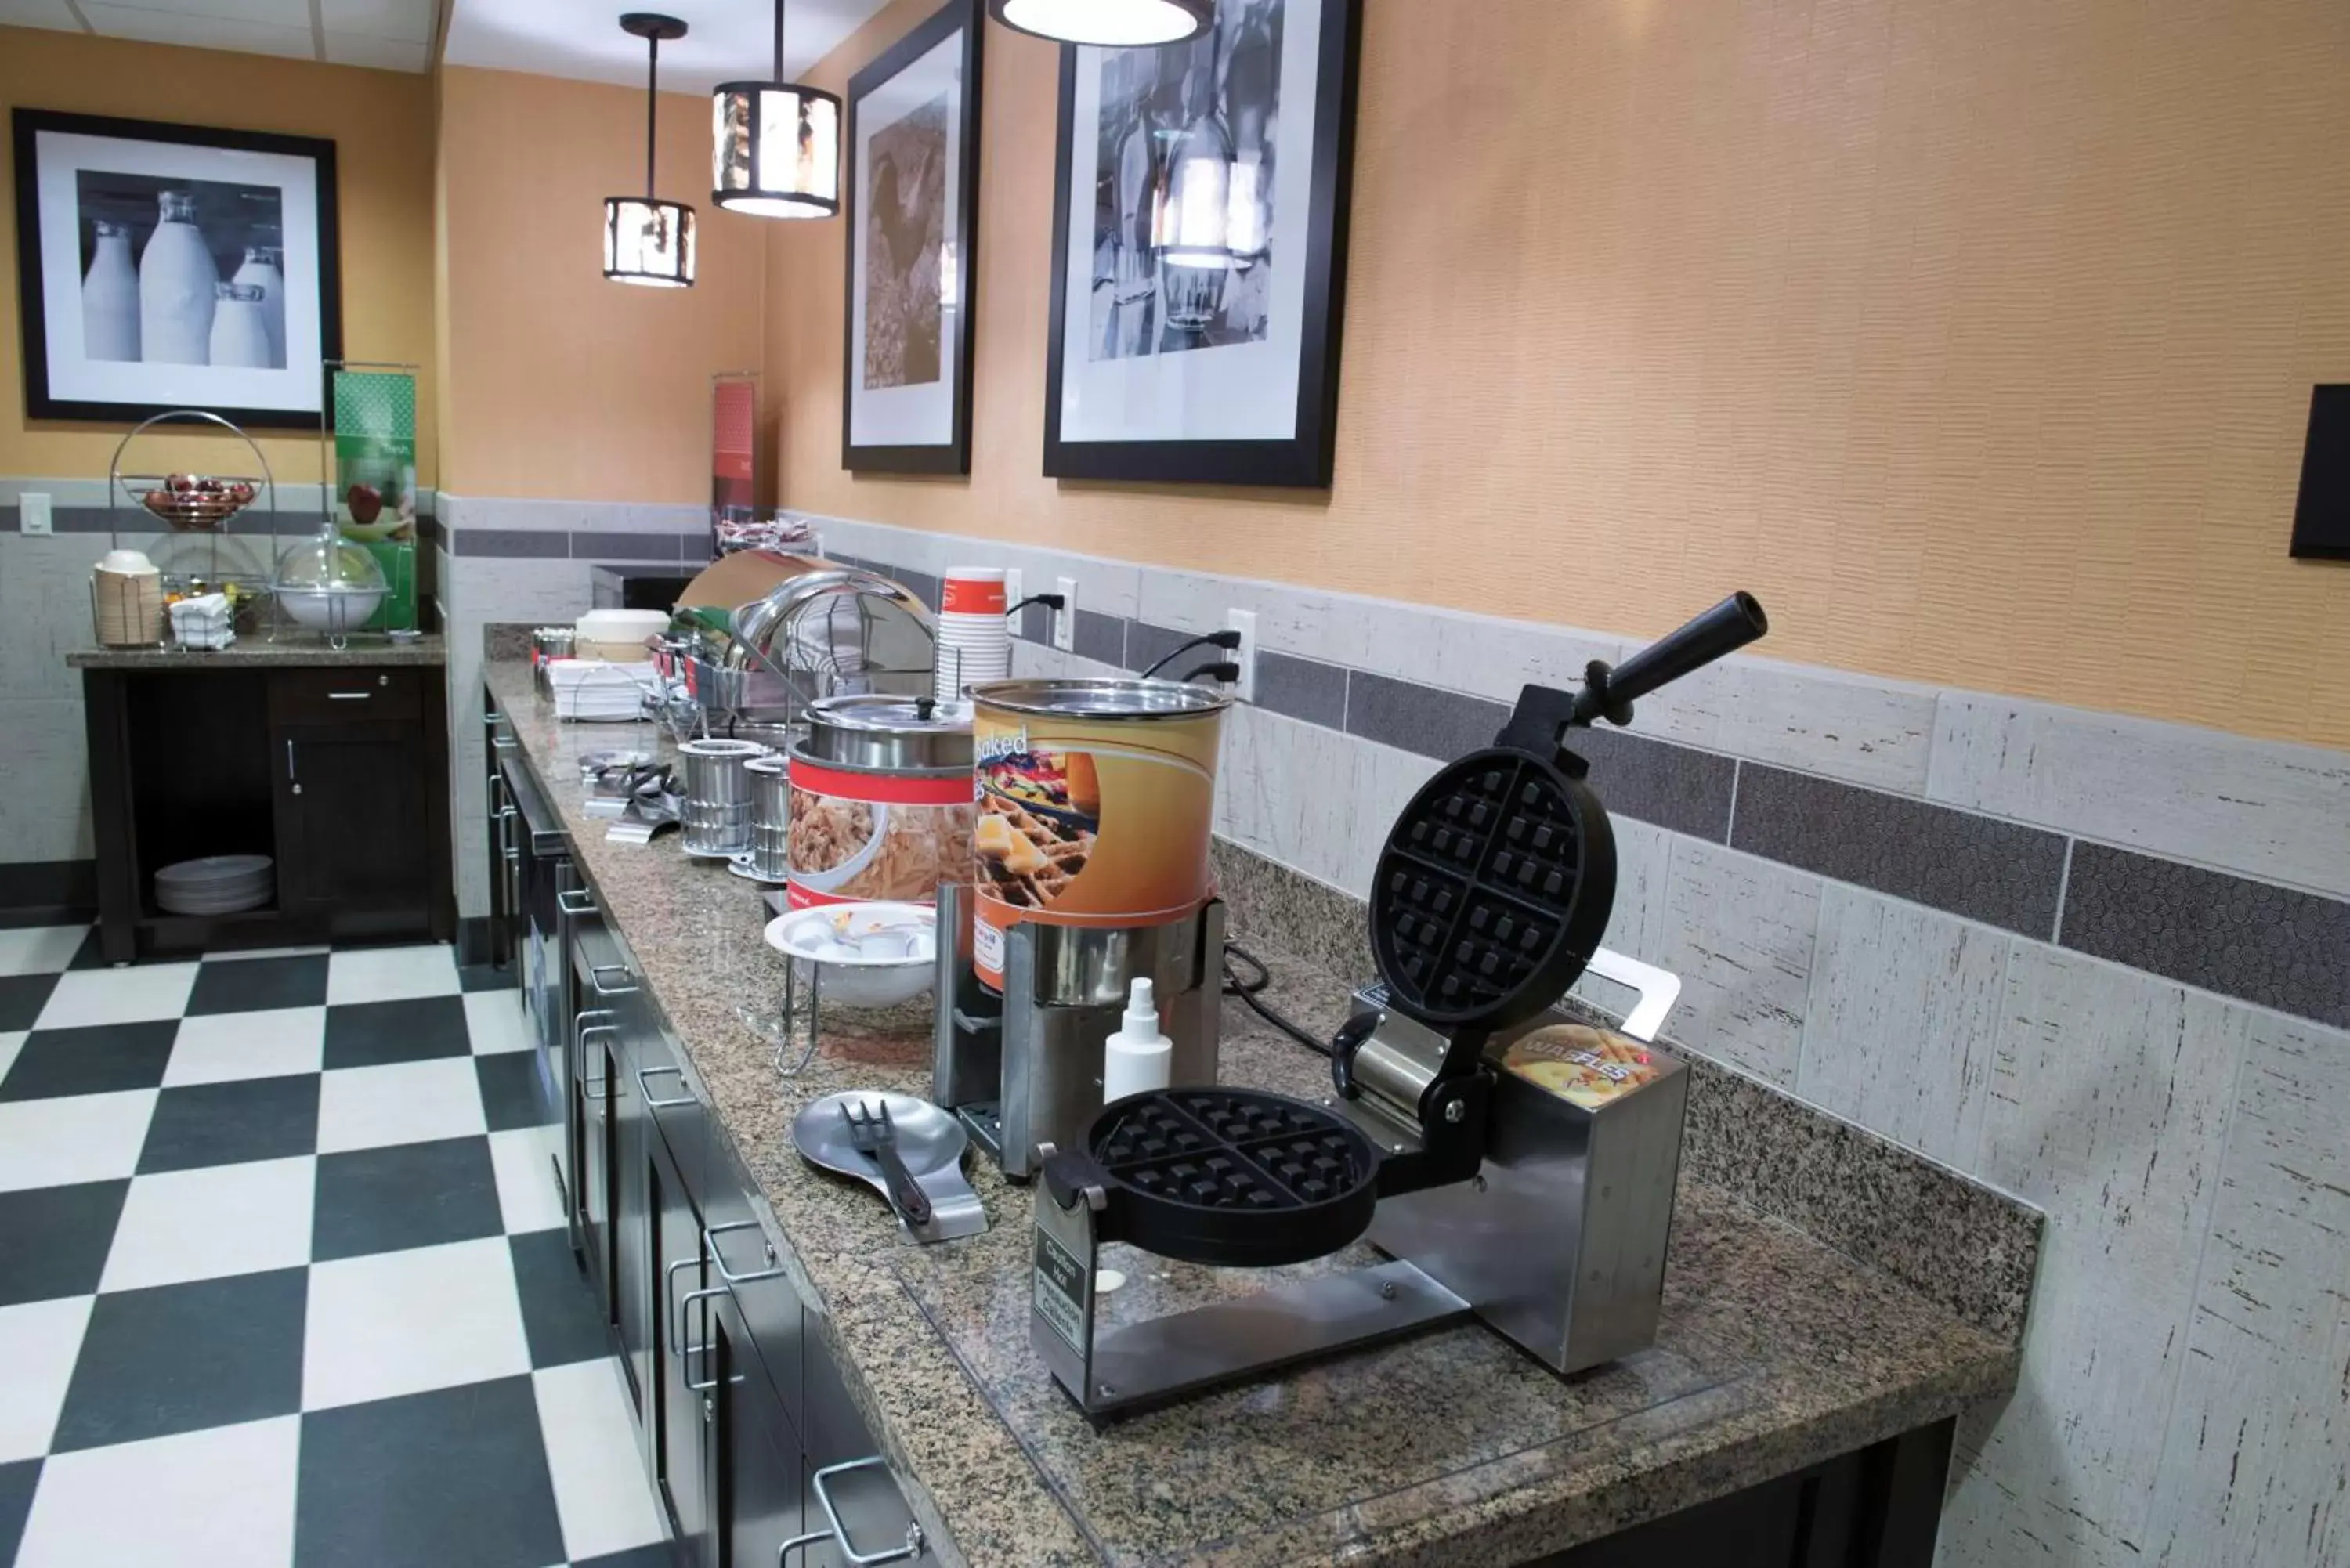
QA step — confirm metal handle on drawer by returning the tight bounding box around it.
[327,691,372,701]
[637,1065,696,1110]
[588,963,638,998]
[577,1022,619,1100]
[493,735,519,750]
[679,1287,727,1390]
[665,1255,703,1356]
[780,1458,926,1566]
[556,888,597,918]
[703,1219,785,1285]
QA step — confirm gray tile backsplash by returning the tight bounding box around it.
[2059,843,2350,1030]
[457,528,567,559]
[1731,764,2068,938]
[1572,724,1737,842]
[1343,670,1513,761]
[1254,651,1347,729]
[1072,609,1126,667]
[572,530,689,562]
[1123,620,1197,677]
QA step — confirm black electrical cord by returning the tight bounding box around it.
[1006,592,1065,617]
[1181,659,1240,685]
[1222,941,1332,1057]
[1141,627,1242,679]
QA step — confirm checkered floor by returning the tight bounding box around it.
[0,925,673,1568]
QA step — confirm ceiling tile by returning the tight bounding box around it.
[78,3,316,58]
[318,0,432,45]
[0,0,86,32]
[444,0,892,97]
[321,28,428,70]
[116,0,315,27]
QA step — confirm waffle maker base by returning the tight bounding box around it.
[1076,1088,1382,1269]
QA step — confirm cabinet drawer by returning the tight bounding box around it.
[270,667,423,725]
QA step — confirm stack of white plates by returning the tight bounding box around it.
[551,659,663,721]
[935,566,1010,702]
[155,854,274,916]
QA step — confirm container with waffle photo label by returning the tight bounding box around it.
[968,681,1228,990]
[1499,1024,1672,1111]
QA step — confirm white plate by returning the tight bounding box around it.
[762,901,935,1009]
[155,854,273,885]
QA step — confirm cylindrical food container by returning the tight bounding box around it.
[785,695,974,909]
[967,678,1231,991]
[747,754,792,881]
[677,738,768,856]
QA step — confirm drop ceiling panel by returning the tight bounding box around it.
[319,0,432,45]
[0,0,84,32]
[445,0,895,96]
[78,2,316,59]
[116,0,314,27]
[324,28,430,68]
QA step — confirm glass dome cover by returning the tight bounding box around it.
[275,525,389,594]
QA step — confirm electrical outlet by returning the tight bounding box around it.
[1053,576,1079,652]
[18,493,52,536]
[1004,568,1025,637]
[1226,608,1257,703]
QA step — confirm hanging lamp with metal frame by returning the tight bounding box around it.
[711,0,843,219]
[985,0,1209,48]
[605,13,698,287]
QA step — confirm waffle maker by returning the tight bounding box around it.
[1030,594,1767,1421]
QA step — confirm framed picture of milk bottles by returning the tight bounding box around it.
[1042,0,1360,489]
[10,109,342,428]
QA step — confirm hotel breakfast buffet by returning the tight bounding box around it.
[0,1,2345,1565]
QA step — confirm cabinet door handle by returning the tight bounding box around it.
[637,1065,696,1110]
[679,1287,727,1391]
[665,1255,703,1357]
[577,1021,620,1100]
[556,888,598,918]
[704,1219,786,1285]
[781,1458,926,1566]
[588,963,638,998]
[286,739,297,781]
[327,691,372,701]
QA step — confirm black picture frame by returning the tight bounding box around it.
[1043,0,1361,489]
[841,0,984,475]
[11,107,343,429]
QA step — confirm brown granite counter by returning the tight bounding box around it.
[483,657,2033,1568]
[68,634,446,668]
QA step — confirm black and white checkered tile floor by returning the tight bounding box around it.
[0,926,672,1568]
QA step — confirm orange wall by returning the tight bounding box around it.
[436,65,763,504]
[765,0,2350,750]
[0,26,436,483]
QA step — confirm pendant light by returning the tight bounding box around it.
[987,0,1210,49]
[604,13,697,287]
[711,0,841,219]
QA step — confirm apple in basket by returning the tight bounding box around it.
[346,483,384,526]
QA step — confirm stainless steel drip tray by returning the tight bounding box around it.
[884,1227,1736,1559]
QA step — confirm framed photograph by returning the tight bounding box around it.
[12,109,342,428]
[1045,0,1360,489]
[842,0,982,475]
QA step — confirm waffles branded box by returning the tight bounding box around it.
[1363,990,1690,1375]
[965,679,1231,991]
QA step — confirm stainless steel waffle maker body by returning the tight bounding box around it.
[1027,594,1769,1422]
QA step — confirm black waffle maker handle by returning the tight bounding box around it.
[1499,592,1768,764]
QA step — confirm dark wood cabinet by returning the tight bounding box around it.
[82,661,452,963]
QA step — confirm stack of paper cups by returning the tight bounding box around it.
[935,566,1011,701]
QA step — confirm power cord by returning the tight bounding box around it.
[1222,941,1332,1058]
[1141,627,1242,679]
[1006,592,1065,617]
[1181,659,1241,685]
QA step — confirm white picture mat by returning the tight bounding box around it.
[848,31,965,450]
[34,128,325,414]
[1056,0,1321,447]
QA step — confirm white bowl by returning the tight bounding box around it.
[763,901,935,1009]
[278,587,385,631]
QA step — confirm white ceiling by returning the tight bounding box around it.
[0,0,438,71]
[443,0,895,96]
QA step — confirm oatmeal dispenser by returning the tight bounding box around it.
[931,678,1233,1181]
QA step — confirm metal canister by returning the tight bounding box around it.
[747,755,792,882]
[532,627,576,697]
[965,678,1231,991]
[676,738,768,856]
[784,695,974,909]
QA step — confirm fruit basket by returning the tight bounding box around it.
[125,475,262,533]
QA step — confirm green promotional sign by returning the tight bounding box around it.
[332,370,418,632]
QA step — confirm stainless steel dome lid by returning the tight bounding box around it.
[967,677,1233,720]
[797,693,974,772]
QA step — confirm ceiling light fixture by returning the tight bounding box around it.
[711,0,842,219]
[604,13,697,287]
[986,0,1210,49]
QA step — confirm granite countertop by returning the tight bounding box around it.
[67,634,447,668]
[483,658,2023,1568]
